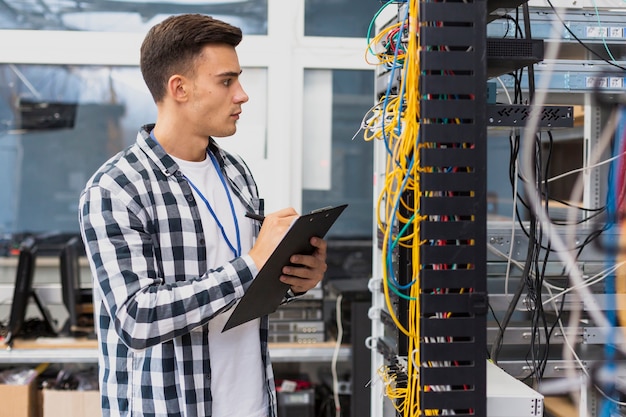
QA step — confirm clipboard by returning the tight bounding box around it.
[223,204,348,332]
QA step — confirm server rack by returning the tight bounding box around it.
[418,0,488,413]
[369,0,488,415]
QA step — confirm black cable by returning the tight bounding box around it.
[512,68,524,104]
[543,288,569,380]
[489,302,503,334]
[529,220,552,383]
[490,214,536,363]
[494,13,524,39]
[525,132,549,385]
[497,130,556,379]
[487,302,503,361]
[545,0,626,71]
[522,2,535,103]
[507,130,607,251]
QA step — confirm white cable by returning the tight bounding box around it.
[547,280,626,408]
[489,242,626,310]
[562,105,620,411]
[563,106,619,322]
[331,294,343,417]
[488,241,565,294]
[519,3,619,343]
[546,151,626,184]
[496,76,513,105]
[488,242,563,291]
[519,4,625,405]
[541,261,626,306]
[543,285,626,412]
[545,285,588,380]
[504,131,520,296]
[537,285,585,401]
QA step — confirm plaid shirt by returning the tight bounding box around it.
[79,125,276,417]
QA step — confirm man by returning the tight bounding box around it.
[78,14,327,417]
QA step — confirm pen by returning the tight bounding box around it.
[245,212,265,223]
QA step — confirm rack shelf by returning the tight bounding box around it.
[0,339,350,364]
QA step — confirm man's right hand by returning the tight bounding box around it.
[247,207,299,270]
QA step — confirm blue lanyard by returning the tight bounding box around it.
[184,152,242,258]
[150,131,241,258]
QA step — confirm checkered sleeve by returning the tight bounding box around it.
[79,175,256,351]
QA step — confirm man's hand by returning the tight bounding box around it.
[279,236,327,294]
[248,207,299,269]
[247,208,328,294]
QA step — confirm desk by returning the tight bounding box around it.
[0,338,350,364]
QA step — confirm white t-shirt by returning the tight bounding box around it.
[171,153,267,417]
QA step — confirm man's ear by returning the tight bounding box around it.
[166,74,188,102]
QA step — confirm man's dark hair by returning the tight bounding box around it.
[140,14,243,102]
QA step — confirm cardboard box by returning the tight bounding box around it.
[42,389,101,417]
[0,378,41,417]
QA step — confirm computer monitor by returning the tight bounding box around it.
[59,235,93,337]
[4,236,57,347]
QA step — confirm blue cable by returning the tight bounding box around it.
[385,133,419,294]
[599,107,626,417]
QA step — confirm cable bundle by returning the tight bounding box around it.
[365,1,434,415]
[366,0,488,414]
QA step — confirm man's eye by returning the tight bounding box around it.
[223,79,232,86]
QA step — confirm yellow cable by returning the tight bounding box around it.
[365,21,407,67]
[367,0,429,415]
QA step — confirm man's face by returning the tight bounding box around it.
[186,44,249,138]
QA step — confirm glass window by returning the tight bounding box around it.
[305,0,381,38]
[0,63,267,236]
[0,0,268,35]
[0,64,155,235]
[302,69,374,240]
